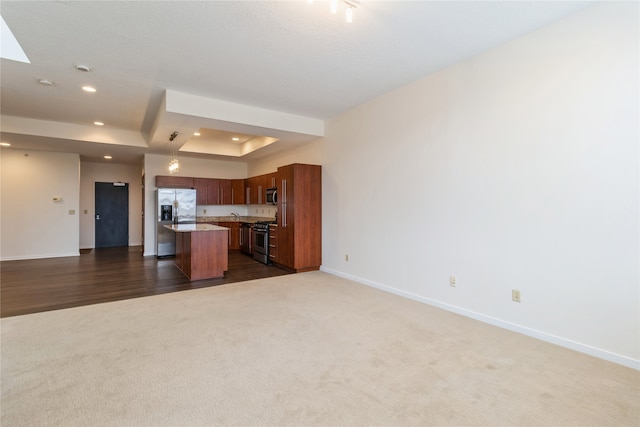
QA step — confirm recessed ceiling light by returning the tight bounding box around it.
[82,86,96,93]
[193,132,201,136]
[0,142,11,147]
[38,79,54,86]
[104,155,112,160]
[94,121,104,126]
[232,137,240,141]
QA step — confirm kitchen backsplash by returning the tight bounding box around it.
[196,205,276,218]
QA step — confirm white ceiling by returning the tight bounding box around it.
[0,0,595,165]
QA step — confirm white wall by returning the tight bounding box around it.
[142,154,248,255]
[247,138,325,177]
[79,162,143,249]
[0,149,80,260]
[314,2,638,368]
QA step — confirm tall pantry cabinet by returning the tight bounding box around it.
[275,163,322,272]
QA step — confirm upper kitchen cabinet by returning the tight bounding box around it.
[206,179,220,204]
[266,173,277,189]
[245,177,255,204]
[245,175,265,205]
[244,173,277,205]
[195,178,243,205]
[156,175,194,188]
[264,173,277,202]
[257,174,268,205]
[231,179,245,205]
[219,179,232,205]
[193,178,208,205]
[275,164,321,272]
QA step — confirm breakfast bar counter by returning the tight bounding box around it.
[165,224,229,281]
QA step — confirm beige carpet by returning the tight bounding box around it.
[1,271,638,426]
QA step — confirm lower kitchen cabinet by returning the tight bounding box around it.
[175,227,228,281]
[214,222,240,250]
[268,224,278,264]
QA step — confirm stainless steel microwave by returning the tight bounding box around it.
[266,187,277,205]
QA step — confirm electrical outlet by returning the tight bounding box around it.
[203,209,207,214]
[450,276,456,287]
[512,289,521,302]
[345,254,349,262]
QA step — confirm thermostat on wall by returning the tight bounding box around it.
[53,196,63,202]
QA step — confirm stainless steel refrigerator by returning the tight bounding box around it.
[156,188,197,257]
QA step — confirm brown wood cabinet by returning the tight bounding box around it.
[174,228,228,281]
[206,179,220,204]
[155,175,194,188]
[268,224,278,264]
[245,174,273,205]
[245,175,265,205]
[244,177,255,205]
[267,173,277,189]
[219,180,232,205]
[157,173,272,206]
[257,174,269,204]
[216,222,240,250]
[275,164,321,272]
[231,179,245,205]
[193,178,209,205]
[194,178,243,205]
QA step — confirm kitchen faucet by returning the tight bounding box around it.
[231,212,240,219]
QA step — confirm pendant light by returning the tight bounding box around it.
[168,131,180,175]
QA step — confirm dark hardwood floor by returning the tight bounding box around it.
[0,247,292,318]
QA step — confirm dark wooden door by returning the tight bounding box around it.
[95,182,129,248]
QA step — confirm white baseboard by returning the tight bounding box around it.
[320,266,639,371]
[1,252,80,261]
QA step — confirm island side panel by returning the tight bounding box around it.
[174,231,191,279]
[183,232,192,278]
[189,229,228,281]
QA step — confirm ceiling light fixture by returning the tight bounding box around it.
[94,121,104,126]
[310,0,359,23]
[232,137,240,141]
[38,79,54,86]
[194,132,200,136]
[168,131,180,175]
[0,142,11,147]
[75,64,91,72]
[104,155,112,160]
[82,86,96,93]
[330,0,338,14]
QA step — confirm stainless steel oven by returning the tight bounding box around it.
[253,221,273,264]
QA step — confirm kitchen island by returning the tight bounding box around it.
[164,224,229,281]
